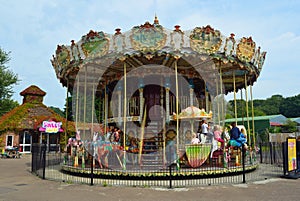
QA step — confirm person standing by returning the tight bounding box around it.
[200,119,209,143]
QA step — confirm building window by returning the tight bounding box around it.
[19,131,32,153]
[6,135,13,147]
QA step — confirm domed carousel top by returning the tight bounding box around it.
[51,16,266,94]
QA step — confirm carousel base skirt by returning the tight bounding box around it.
[61,163,258,180]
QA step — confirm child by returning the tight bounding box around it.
[213,125,224,148]
[191,132,200,144]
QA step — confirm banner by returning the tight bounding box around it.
[287,138,297,172]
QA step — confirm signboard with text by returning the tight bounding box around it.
[39,121,63,133]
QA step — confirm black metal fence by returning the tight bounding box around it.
[31,142,284,188]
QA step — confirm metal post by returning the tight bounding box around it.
[169,165,173,189]
[282,142,287,175]
[42,142,46,180]
[273,142,276,164]
[242,147,246,183]
[90,144,94,186]
[269,142,273,164]
[31,144,35,173]
[259,143,263,163]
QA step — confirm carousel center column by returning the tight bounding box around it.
[188,78,194,107]
[117,80,123,124]
[165,76,170,124]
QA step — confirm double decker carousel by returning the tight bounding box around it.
[51,16,266,179]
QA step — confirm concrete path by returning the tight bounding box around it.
[0,155,299,201]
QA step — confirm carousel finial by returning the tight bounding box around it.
[154,14,159,25]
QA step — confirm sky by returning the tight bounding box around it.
[0,0,299,109]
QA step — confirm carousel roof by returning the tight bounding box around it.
[51,16,266,94]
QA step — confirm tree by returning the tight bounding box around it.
[227,99,266,119]
[261,95,284,115]
[279,94,300,118]
[0,47,19,116]
[49,106,64,117]
[281,119,297,133]
[63,96,74,121]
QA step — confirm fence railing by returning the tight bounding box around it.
[31,142,284,188]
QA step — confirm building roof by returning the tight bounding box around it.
[0,85,75,133]
[20,85,46,96]
[290,117,300,124]
[270,122,283,126]
[224,114,288,125]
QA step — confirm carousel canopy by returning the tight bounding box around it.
[176,106,212,120]
[51,16,266,94]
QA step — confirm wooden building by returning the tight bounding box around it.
[0,85,75,153]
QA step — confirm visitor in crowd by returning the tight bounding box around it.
[228,122,247,149]
[240,128,248,149]
[113,128,120,143]
[213,125,224,148]
[128,138,139,164]
[191,132,200,144]
[105,126,114,142]
[223,126,231,141]
[129,138,138,153]
[185,130,192,144]
[200,119,209,143]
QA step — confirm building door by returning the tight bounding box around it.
[39,132,59,152]
[19,131,32,153]
[40,132,48,151]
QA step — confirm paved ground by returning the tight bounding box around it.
[0,155,299,201]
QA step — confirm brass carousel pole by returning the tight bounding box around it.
[216,74,220,125]
[75,75,80,131]
[233,71,237,124]
[241,89,244,126]
[123,61,127,170]
[139,107,147,165]
[84,66,87,138]
[220,68,224,127]
[250,84,256,146]
[65,78,69,146]
[175,58,180,169]
[205,82,209,113]
[104,80,107,140]
[91,68,95,137]
[165,85,170,166]
[245,74,251,145]
[160,78,166,166]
